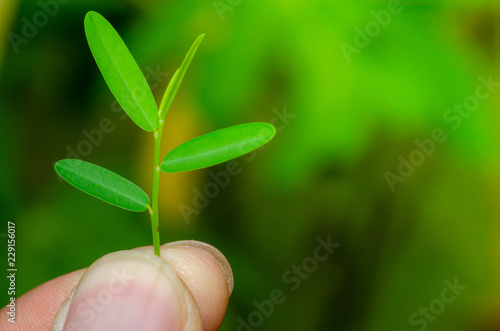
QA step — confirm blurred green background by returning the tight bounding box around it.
[1,0,499,330]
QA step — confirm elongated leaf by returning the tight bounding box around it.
[161,122,276,173]
[55,159,150,212]
[159,34,205,119]
[84,11,158,131]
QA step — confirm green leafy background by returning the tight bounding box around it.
[1,0,499,330]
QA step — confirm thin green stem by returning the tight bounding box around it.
[150,119,164,257]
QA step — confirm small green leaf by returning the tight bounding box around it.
[159,34,205,119]
[161,122,276,173]
[55,159,150,212]
[84,11,158,131]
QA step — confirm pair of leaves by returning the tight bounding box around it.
[85,11,203,131]
[55,12,276,213]
[56,122,276,212]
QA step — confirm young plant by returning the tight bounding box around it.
[54,11,276,257]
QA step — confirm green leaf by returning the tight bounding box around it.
[84,11,158,132]
[159,34,205,119]
[161,122,276,173]
[55,159,150,212]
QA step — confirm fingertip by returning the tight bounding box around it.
[162,240,234,295]
[157,241,233,330]
[53,250,203,331]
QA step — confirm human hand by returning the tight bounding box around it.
[1,241,233,331]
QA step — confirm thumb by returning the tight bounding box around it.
[52,250,203,331]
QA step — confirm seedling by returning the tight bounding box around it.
[54,11,275,257]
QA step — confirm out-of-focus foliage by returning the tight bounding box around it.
[1,1,499,330]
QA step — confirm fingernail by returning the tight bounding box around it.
[163,240,234,295]
[61,251,187,331]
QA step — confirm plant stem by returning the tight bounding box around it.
[150,118,164,257]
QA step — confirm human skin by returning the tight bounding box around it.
[0,241,233,331]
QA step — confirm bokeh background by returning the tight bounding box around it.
[1,0,499,330]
